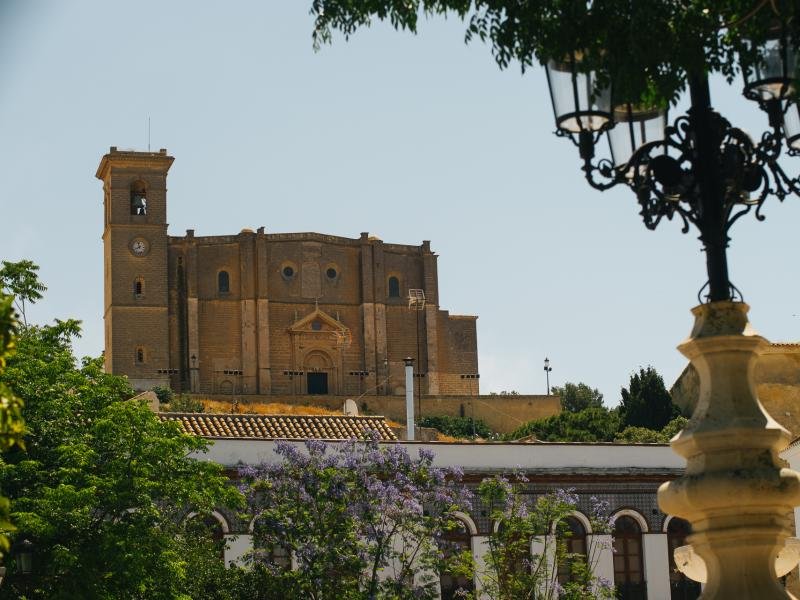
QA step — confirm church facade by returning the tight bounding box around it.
[97,148,479,397]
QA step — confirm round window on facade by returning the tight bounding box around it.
[281,265,295,280]
[326,267,338,280]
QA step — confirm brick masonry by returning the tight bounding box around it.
[98,148,481,397]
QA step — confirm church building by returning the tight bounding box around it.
[97,148,479,397]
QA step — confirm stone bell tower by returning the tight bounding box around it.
[97,147,174,390]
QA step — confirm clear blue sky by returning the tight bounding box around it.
[2,2,799,404]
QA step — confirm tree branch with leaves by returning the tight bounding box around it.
[311,1,800,108]
[0,261,46,327]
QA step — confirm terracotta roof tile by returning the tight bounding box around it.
[159,412,397,441]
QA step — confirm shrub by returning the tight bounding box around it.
[507,407,621,442]
[151,385,174,404]
[418,415,494,439]
[162,394,205,413]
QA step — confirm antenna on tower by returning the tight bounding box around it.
[147,117,151,151]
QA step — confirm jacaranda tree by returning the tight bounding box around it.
[477,477,615,600]
[240,437,472,600]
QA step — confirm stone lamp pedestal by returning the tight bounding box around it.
[659,301,800,598]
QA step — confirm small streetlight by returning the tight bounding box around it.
[543,358,553,395]
[545,54,612,135]
[187,354,199,394]
[783,103,800,150]
[742,28,795,104]
[741,27,796,134]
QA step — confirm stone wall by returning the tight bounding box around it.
[672,342,800,442]
[196,393,561,435]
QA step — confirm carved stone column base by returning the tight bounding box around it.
[658,301,800,599]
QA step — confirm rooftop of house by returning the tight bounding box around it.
[159,412,398,441]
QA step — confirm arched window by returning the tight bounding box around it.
[667,518,701,600]
[557,516,587,584]
[133,277,144,298]
[388,276,401,298]
[614,516,646,600]
[439,519,474,600]
[130,180,147,215]
[218,271,230,294]
[136,347,145,364]
[252,516,292,571]
[184,513,226,561]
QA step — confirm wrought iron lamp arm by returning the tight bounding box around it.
[556,129,624,191]
[564,74,800,302]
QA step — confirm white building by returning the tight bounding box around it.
[163,412,707,600]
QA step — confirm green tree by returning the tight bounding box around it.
[151,385,174,404]
[0,294,25,556]
[0,317,242,599]
[662,415,689,440]
[0,296,24,453]
[619,366,679,431]
[507,407,620,442]
[309,2,796,108]
[0,261,46,327]
[241,438,472,600]
[614,415,689,443]
[551,383,604,413]
[614,426,668,444]
[477,478,615,600]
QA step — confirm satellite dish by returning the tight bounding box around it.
[343,399,359,416]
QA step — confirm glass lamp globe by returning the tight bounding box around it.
[743,33,797,102]
[784,102,800,150]
[608,104,667,172]
[545,57,612,133]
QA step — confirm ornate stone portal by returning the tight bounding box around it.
[659,302,800,598]
[287,307,350,395]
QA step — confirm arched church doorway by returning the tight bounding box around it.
[304,350,333,395]
[307,372,328,394]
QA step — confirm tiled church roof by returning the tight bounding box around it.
[159,412,398,441]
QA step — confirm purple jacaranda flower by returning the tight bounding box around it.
[238,464,258,479]
[241,430,473,598]
[304,438,327,455]
[554,487,579,506]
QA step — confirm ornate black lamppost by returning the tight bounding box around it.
[546,29,800,599]
[545,33,800,303]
